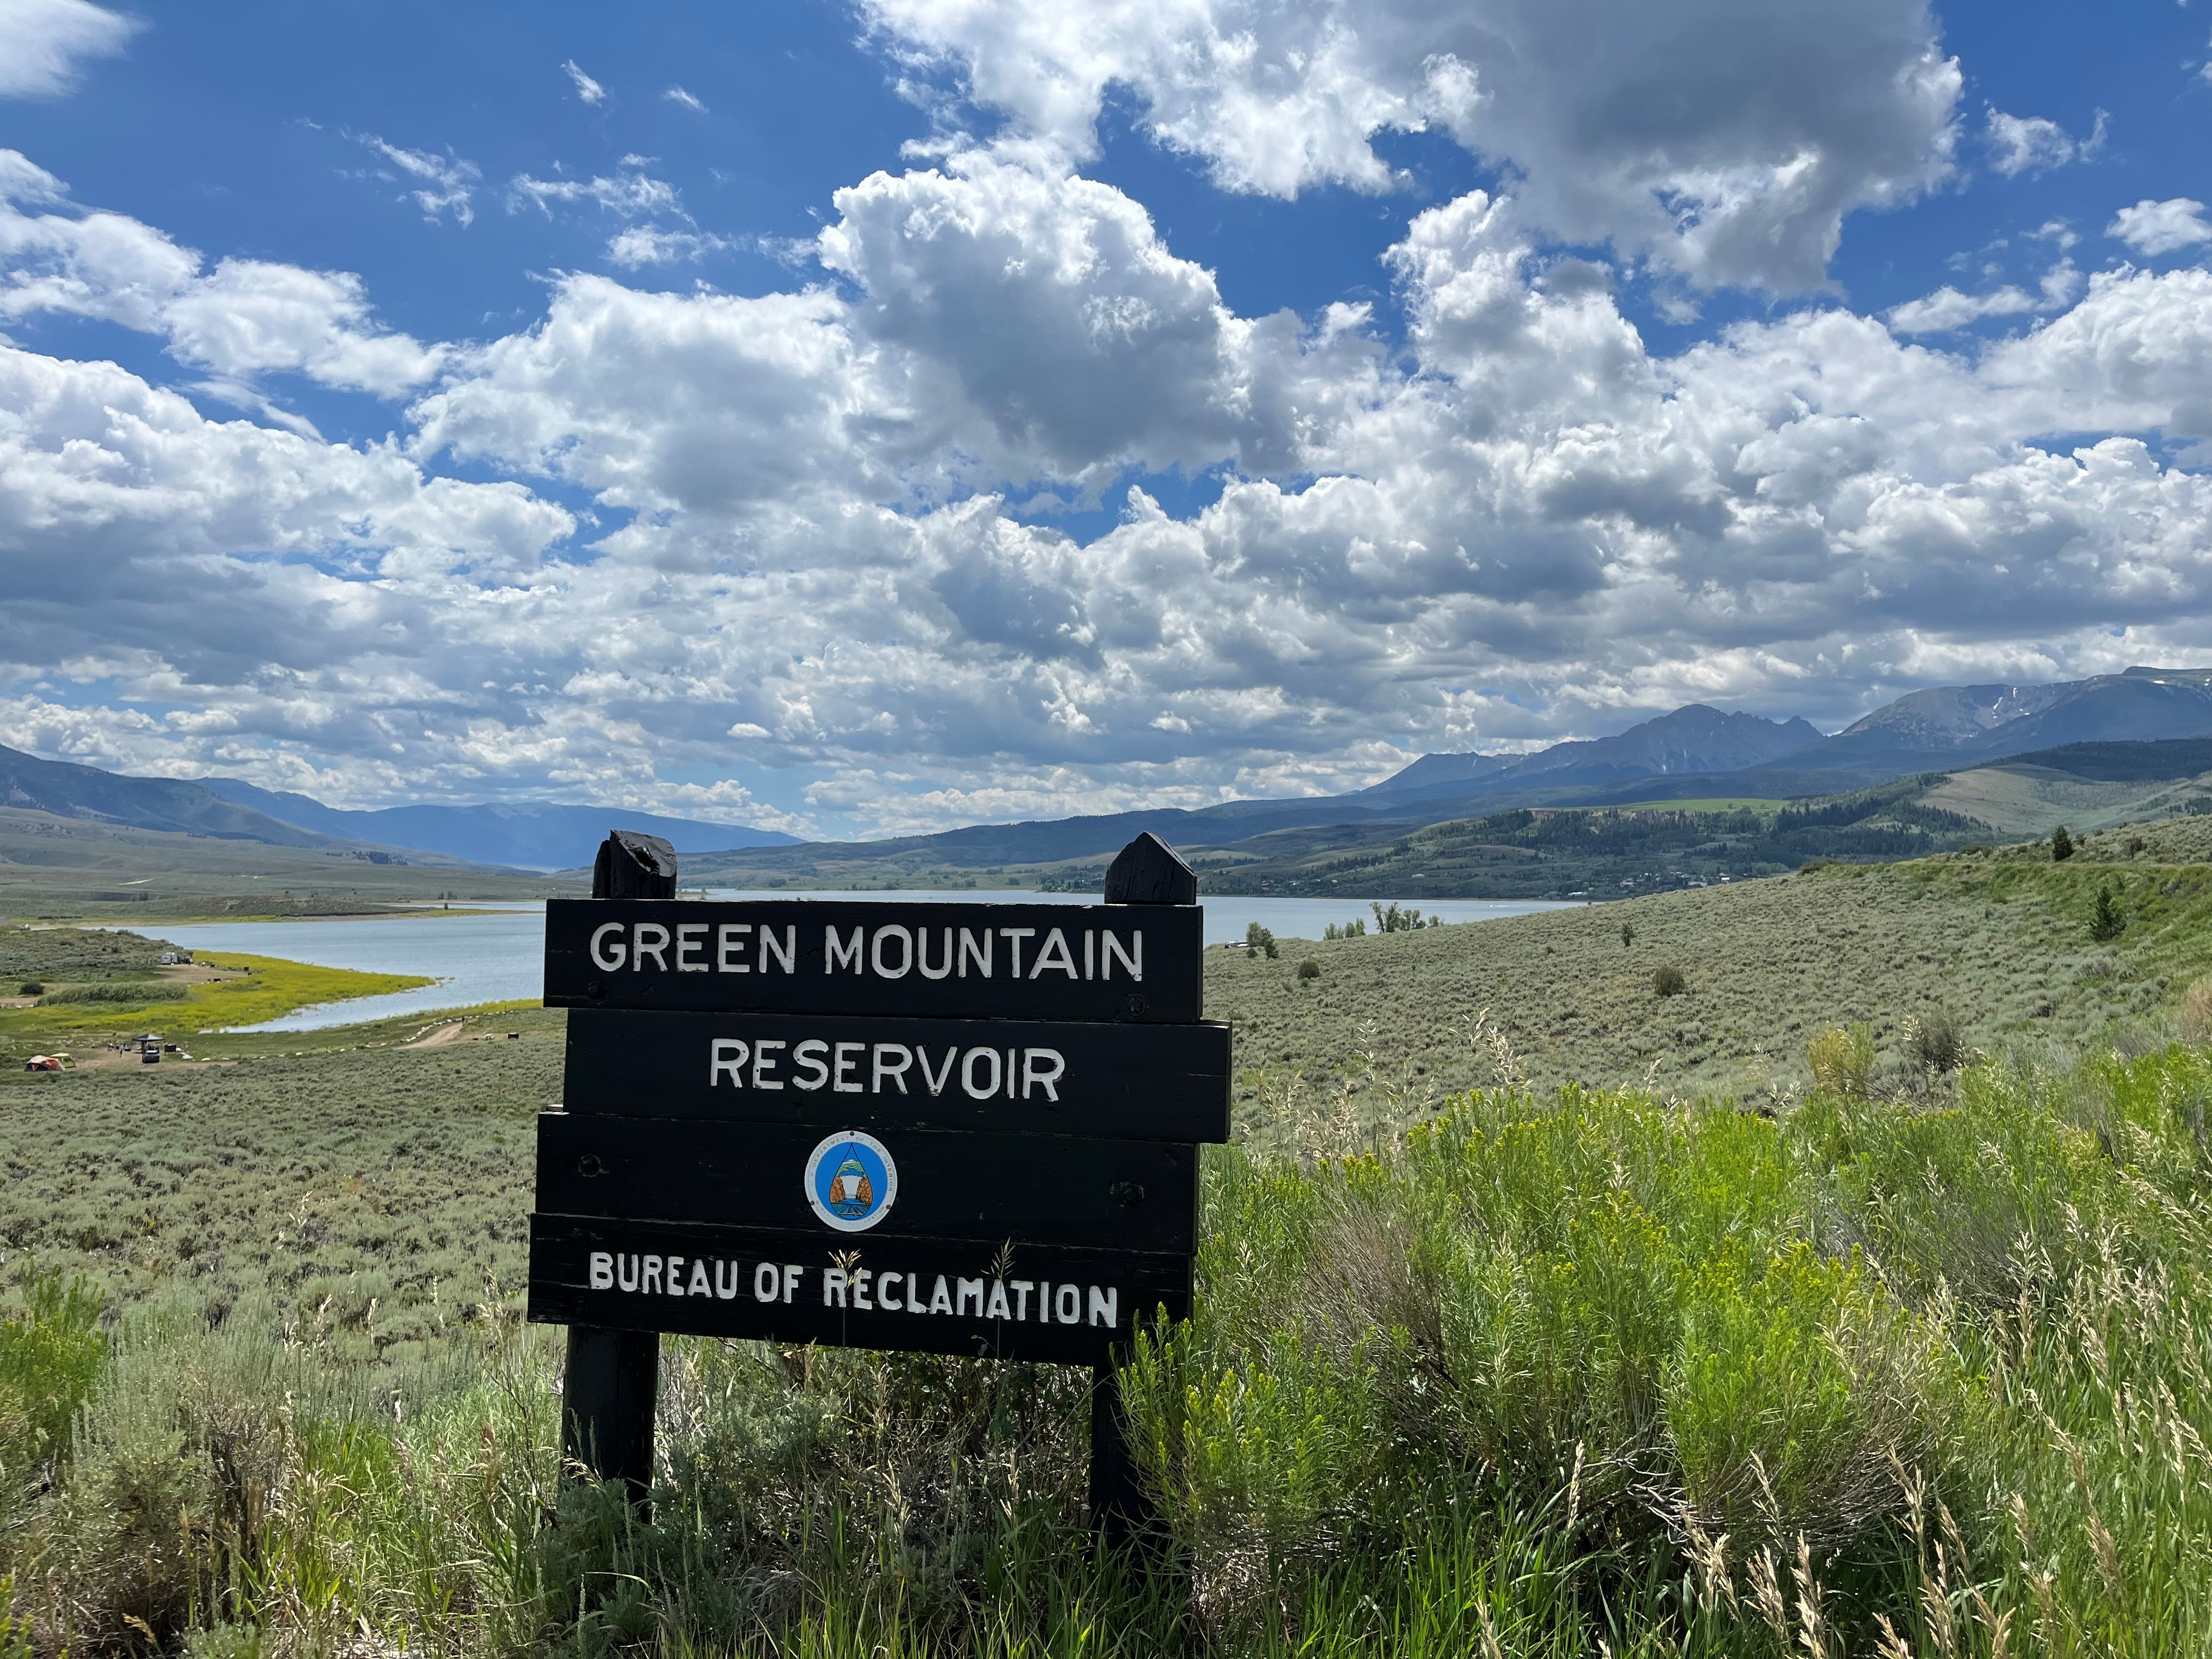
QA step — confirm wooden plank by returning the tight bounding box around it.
[542,900,1202,1023]
[527,1213,1188,1367]
[561,1009,1231,1142]
[535,1113,1199,1254]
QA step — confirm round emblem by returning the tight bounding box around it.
[804,1131,898,1232]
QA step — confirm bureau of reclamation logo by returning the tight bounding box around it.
[804,1131,897,1232]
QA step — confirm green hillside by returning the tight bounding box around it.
[0,808,572,920]
[1208,846,2212,1132]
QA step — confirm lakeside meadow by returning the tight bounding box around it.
[0,842,2207,1652]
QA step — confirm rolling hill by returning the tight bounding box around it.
[194,780,797,872]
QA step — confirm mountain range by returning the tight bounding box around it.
[193,780,796,871]
[0,742,794,872]
[5,665,2211,879]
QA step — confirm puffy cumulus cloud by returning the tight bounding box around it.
[819,148,1381,484]
[2109,198,2212,259]
[14,138,2212,832]
[863,0,1960,290]
[0,0,134,99]
[0,153,446,396]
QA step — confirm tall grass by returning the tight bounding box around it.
[2,1036,2210,1652]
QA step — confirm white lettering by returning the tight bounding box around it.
[1030,928,1078,979]
[665,1255,685,1296]
[617,1254,639,1291]
[1056,1283,1080,1323]
[755,1262,781,1302]
[999,927,1036,977]
[871,925,913,979]
[833,1041,864,1093]
[1103,929,1142,981]
[753,1039,786,1090]
[919,1047,957,1096]
[633,923,670,972]
[957,1277,984,1316]
[1088,1285,1119,1328]
[783,1264,803,1303]
[688,1259,712,1297]
[826,926,863,973]
[929,1275,953,1314]
[872,1043,912,1094]
[710,1039,748,1087]
[643,1255,663,1294]
[879,1271,902,1308]
[823,1267,849,1308]
[676,923,708,972]
[918,928,952,980]
[958,928,992,978]
[760,926,797,974]
[1012,1280,1034,1321]
[853,1269,874,1310]
[1023,1048,1065,1102]
[792,1039,830,1091]
[985,1279,1012,1320]
[961,1046,1002,1099]
[589,923,626,972]
[715,1260,741,1300]
[589,1251,614,1289]
[716,923,752,973]
[1084,930,1095,980]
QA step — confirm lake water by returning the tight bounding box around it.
[151,892,1583,1032]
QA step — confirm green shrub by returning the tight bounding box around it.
[2052,824,2074,861]
[14,984,39,998]
[36,981,188,1006]
[0,1270,107,1493]
[1621,922,1635,947]
[1244,922,1279,959]
[1652,962,1686,997]
[1906,1005,1964,1073]
[1807,1022,1876,1097]
[1296,958,1320,980]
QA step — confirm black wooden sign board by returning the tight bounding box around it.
[542,898,1203,1023]
[562,1008,1229,1141]
[528,834,1223,1387]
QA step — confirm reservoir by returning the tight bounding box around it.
[150,892,1582,1032]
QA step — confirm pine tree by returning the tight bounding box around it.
[2052,825,2074,862]
[2090,884,2125,942]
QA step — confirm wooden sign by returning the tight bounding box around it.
[562,1009,1229,1140]
[529,830,1222,1532]
[543,899,1203,1022]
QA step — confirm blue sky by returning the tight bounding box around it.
[3,0,2212,838]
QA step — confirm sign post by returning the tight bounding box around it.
[531,830,1222,1546]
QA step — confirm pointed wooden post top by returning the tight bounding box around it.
[594,830,679,900]
[1103,831,1197,906]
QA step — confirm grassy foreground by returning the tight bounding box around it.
[0,1007,2204,1654]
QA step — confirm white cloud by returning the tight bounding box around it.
[16,139,2212,831]
[509,165,682,218]
[353,134,480,226]
[2109,198,2212,258]
[861,0,1962,291]
[1985,106,2105,176]
[0,151,447,395]
[664,86,707,113]
[0,0,134,98]
[603,226,733,267]
[563,59,606,105]
[1884,259,2080,334]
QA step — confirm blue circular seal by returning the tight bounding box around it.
[804,1131,898,1233]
